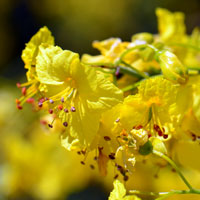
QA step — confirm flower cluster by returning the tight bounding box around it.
[16,8,200,194]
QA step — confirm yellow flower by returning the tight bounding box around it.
[35,44,123,147]
[82,38,129,65]
[156,8,186,42]
[16,27,55,109]
[121,76,179,133]
[109,180,141,200]
[22,26,54,68]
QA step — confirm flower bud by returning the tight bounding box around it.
[132,32,154,44]
[157,50,188,84]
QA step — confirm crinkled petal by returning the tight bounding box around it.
[22,26,54,68]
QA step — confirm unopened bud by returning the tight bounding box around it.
[132,32,154,44]
[157,50,188,84]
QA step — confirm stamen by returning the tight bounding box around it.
[80,161,85,165]
[64,108,69,113]
[38,102,43,108]
[48,109,53,114]
[58,104,63,110]
[123,175,129,181]
[115,118,120,123]
[49,99,54,104]
[21,87,27,96]
[61,97,64,103]
[63,122,68,127]
[16,82,21,88]
[109,153,115,160]
[163,134,168,139]
[90,164,95,170]
[48,124,53,128]
[114,174,119,179]
[16,99,21,104]
[26,98,35,104]
[70,106,76,112]
[17,104,23,110]
[104,136,111,141]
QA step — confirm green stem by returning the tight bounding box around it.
[155,189,200,200]
[169,43,200,52]
[119,61,149,79]
[152,150,193,191]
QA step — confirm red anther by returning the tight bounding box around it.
[135,125,143,130]
[58,104,63,110]
[26,98,34,104]
[48,124,53,128]
[21,87,27,95]
[63,122,68,127]
[48,109,53,114]
[162,127,165,133]
[104,136,111,141]
[80,161,85,165]
[39,98,45,103]
[61,97,64,103]
[153,124,160,131]
[64,108,69,113]
[148,134,152,138]
[163,134,168,139]
[44,97,49,101]
[17,104,23,110]
[16,82,21,88]
[114,174,119,179]
[38,102,43,108]
[90,164,95,170]
[15,99,21,104]
[158,130,163,136]
[40,120,47,125]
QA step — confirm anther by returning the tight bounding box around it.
[63,122,68,127]
[77,151,81,155]
[80,161,85,165]
[15,99,21,104]
[123,175,129,181]
[148,134,152,138]
[17,104,23,110]
[104,136,111,141]
[109,153,115,160]
[94,156,98,161]
[90,164,95,170]
[44,97,49,101]
[158,130,163,136]
[135,125,143,130]
[153,124,160,131]
[48,109,53,114]
[48,124,53,128]
[58,104,63,110]
[21,87,27,96]
[26,98,34,104]
[61,97,64,103]
[163,134,168,139]
[16,82,21,88]
[70,106,76,112]
[38,102,43,108]
[49,99,54,104]
[115,67,120,76]
[64,108,69,113]
[115,118,120,123]
[114,174,119,179]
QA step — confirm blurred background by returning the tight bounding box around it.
[0,0,200,199]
